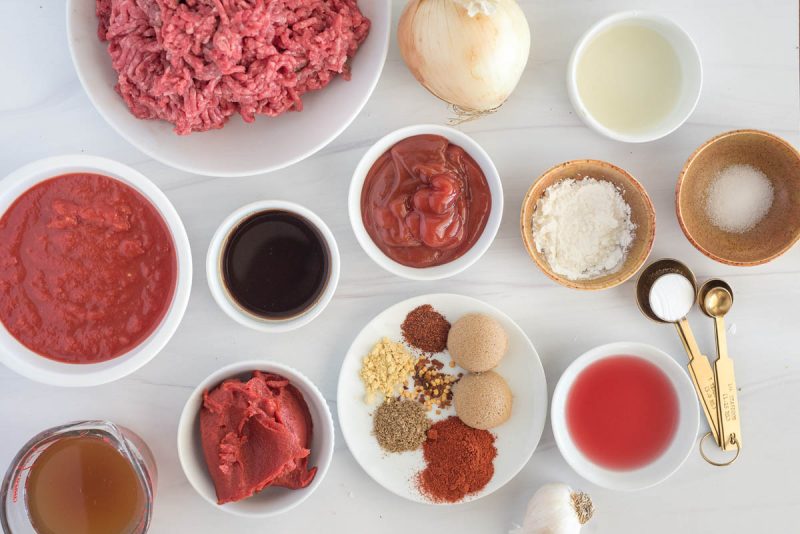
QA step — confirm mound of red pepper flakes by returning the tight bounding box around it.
[401,304,451,353]
[417,417,497,503]
[402,357,461,412]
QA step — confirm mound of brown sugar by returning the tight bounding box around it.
[447,313,508,372]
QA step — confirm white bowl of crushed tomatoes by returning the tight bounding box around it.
[66,0,391,177]
[0,155,192,387]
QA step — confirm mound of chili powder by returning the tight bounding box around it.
[401,304,450,353]
[417,417,497,503]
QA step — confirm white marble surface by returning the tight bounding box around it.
[1,1,799,533]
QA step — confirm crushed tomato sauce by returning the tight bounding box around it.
[0,173,177,363]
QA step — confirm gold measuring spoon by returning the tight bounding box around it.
[636,259,720,445]
[699,279,742,453]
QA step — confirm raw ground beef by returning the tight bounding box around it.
[96,0,370,135]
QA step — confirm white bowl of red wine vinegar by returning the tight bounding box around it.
[207,200,340,333]
[551,342,699,491]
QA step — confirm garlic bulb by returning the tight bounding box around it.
[511,483,594,534]
[397,0,530,118]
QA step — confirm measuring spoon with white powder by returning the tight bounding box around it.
[636,259,720,445]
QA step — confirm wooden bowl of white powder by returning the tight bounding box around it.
[520,159,656,290]
[676,129,800,266]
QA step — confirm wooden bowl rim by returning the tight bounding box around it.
[519,159,657,290]
[675,129,800,266]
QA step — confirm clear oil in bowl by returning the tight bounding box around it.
[577,23,683,134]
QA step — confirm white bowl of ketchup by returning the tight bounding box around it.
[0,155,192,387]
[551,342,699,491]
[349,124,504,280]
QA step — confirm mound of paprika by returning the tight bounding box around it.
[417,416,497,503]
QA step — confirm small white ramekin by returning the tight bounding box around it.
[206,200,339,333]
[348,124,504,280]
[551,342,699,491]
[0,155,192,387]
[567,11,703,143]
[177,360,334,517]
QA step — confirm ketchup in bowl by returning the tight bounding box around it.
[360,135,492,268]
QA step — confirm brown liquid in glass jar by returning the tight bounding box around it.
[25,435,146,534]
[222,210,330,319]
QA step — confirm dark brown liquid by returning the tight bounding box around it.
[222,210,330,319]
[26,435,146,534]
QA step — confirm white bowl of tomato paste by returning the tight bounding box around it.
[0,155,192,387]
[349,124,504,280]
[177,360,335,517]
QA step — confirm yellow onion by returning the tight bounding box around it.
[398,0,531,119]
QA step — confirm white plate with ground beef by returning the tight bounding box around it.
[66,0,390,177]
[337,293,548,505]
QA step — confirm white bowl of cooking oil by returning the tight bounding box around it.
[567,11,702,143]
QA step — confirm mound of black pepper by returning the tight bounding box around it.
[373,399,431,453]
[401,305,451,353]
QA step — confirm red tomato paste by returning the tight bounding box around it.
[200,371,316,504]
[360,135,492,268]
[0,173,177,363]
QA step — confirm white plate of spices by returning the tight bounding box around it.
[337,294,547,504]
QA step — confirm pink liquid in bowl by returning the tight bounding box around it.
[566,355,679,470]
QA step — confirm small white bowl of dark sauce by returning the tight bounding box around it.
[206,201,340,333]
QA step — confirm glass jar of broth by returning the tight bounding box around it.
[1,421,156,534]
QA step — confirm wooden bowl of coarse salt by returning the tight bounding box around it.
[676,129,800,266]
[520,159,656,291]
